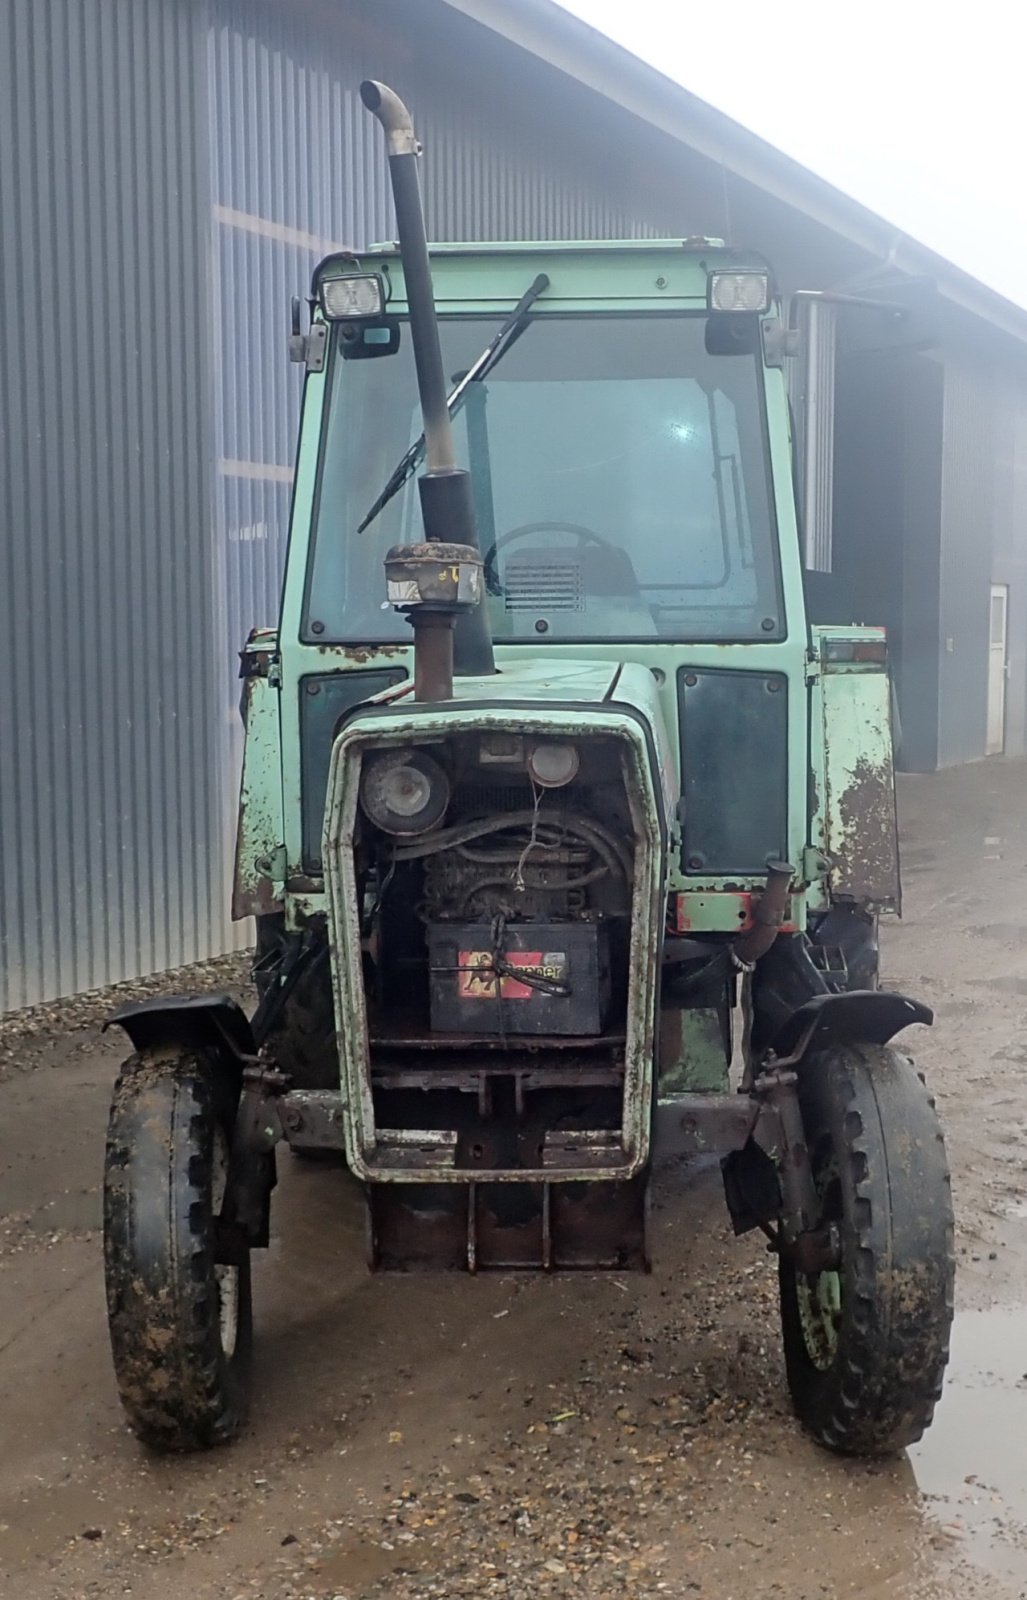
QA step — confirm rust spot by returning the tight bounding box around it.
[834,755,900,909]
[232,674,285,920]
[238,626,278,679]
[315,643,409,664]
[284,874,323,895]
[233,868,280,921]
[239,649,274,679]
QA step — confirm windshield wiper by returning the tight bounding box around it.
[356,272,549,534]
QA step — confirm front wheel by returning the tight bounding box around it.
[778,1042,954,1455]
[103,1048,253,1451]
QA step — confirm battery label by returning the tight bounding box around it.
[457,950,568,1000]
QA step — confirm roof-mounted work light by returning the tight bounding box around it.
[319,273,385,319]
[707,271,770,314]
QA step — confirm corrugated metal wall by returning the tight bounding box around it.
[1,0,677,1011]
[0,0,219,1011]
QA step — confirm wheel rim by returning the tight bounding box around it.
[795,1141,842,1372]
[210,1126,240,1360]
[796,1268,842,1370]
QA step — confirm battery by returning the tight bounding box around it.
[427,920,610,1036]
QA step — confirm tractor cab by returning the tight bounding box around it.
[303,245,783,654]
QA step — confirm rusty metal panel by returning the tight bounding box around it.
[232,642,285,921]
[367,1175,649,1272]
[816,642,902,913]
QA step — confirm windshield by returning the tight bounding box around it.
[303,314,784,643]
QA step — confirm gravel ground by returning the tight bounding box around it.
[1,762,1026,1599]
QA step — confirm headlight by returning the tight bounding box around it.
[319,273,385,319]
[707,271,770,314]
[360,749,450,835]
[527,742,579,788]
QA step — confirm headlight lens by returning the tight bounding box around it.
[360,749,450,835]
[708,271,770,314]
[319,273,385,319]
[527,742,579,788]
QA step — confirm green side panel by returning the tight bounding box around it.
[677,667,788,874]
[659,1008,730,1093]
[232,664,284,920]
[300,668,407,872]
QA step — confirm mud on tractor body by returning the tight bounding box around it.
[102,82,953,1457]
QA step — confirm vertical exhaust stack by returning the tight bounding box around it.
[360,80,495,697]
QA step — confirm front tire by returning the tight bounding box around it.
[103,1048,253,1451]
[778,1042,954,1455]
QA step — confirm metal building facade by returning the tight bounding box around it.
[1,0,218,1010]
[1,0,677,1010]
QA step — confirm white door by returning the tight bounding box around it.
[986,583,1008,756]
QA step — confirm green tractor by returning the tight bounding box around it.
[102,81,953,1456]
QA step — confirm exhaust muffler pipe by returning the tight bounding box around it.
[733,861,795,968]
[361,80,495,691]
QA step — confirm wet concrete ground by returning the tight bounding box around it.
[1,760,1026,1599]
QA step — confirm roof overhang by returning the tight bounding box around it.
[440,0,1027,349]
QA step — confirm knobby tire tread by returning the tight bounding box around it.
[103,1050,252,1452]
[779,1042,954,1455]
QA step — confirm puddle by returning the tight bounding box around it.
[316,1537,430,1589]
[971,975,1027,995]
[910,1305,1027,1584]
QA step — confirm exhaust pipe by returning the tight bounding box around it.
[733,861,794,968]
[361,80,495,691]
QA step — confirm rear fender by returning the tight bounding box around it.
[105,995,258,1080]
[770,990,932,1064]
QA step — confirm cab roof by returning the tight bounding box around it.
[312,239,774,306]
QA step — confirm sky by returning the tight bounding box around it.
[553,0,1027,311]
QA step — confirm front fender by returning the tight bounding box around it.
[771,990,933,1062]
[105,994,258,1069]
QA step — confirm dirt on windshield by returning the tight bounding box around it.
[1,761,1026,1600]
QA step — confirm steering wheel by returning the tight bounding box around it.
[482,521,617,596]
